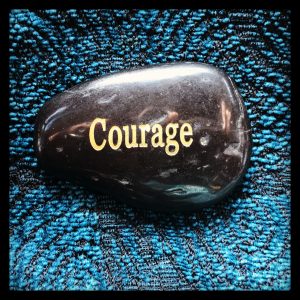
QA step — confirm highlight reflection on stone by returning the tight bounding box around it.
[35,62,251,211]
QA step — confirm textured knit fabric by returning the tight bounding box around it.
[9,9,291,290]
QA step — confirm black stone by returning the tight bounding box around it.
[35,62,251,211]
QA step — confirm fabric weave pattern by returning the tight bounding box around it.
[9,9,291,290]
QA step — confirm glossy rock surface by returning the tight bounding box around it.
[35,62,251,211]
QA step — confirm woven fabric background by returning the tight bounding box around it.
[9,9,291,290]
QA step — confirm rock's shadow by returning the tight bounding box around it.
[11,162,248,232]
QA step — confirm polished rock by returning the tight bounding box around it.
[35,62,251,211]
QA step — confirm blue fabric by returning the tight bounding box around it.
[9,9,291,290]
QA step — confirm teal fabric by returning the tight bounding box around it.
[9,9,291,290]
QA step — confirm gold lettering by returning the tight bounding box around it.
[151,124,165,147]
[165,123,179,156]
[138,124,151,148]
[123,125,139,148]
[180,123,193,147]
[89,118,194,155]
[108,126,122,150]
[89,118,107,151]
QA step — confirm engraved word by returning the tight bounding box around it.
[89,118,193,156]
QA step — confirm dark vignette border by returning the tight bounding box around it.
[0,0,298,299]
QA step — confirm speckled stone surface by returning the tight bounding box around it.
[9,9,290,290]
[35,62,251,210]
